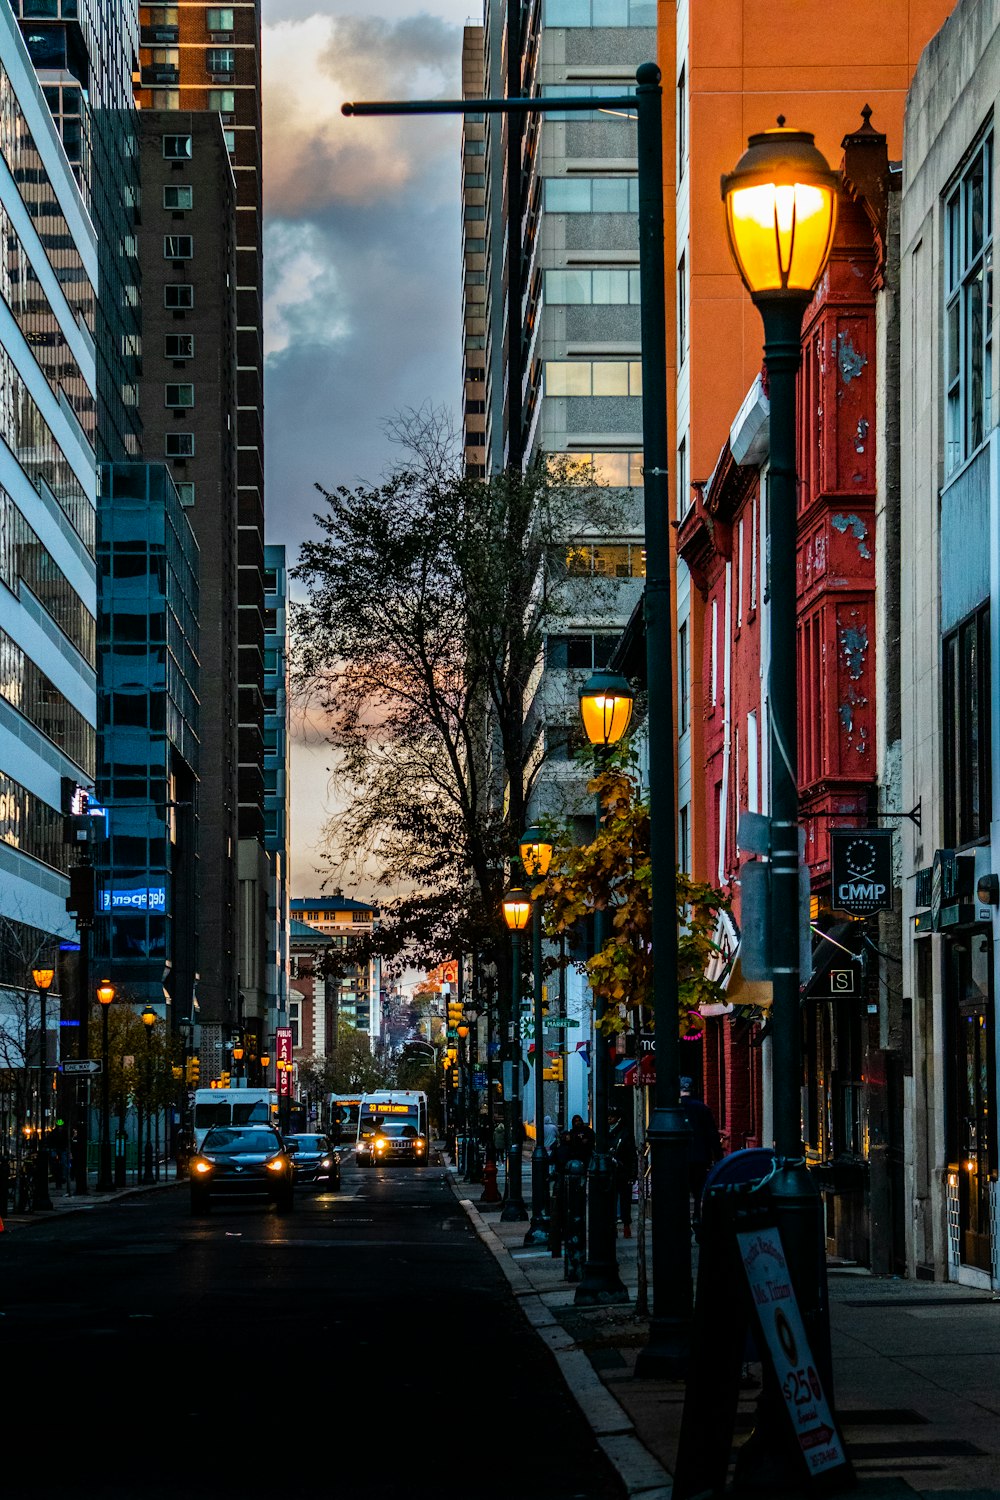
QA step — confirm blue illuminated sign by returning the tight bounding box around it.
[100,887,167,912]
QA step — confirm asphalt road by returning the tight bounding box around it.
[0,1161,624,1500]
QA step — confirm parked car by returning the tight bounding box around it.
[188,1125,295,1215]
[286,1133,340,1191]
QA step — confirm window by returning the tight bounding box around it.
[678,804,690,876]
[564,543,644,577]
[750,496,758,611]
[164,284,193,309]
[162,134,192,160]
[165,432,194,457]
[711,598,718,706]
[551,450,643,486]
[208,89,235,115]
[174,481,195,507]
[545,360,642,396]
[163,235,192,259]
[542,83,637,121]
[165,383,194,408]
[677,66,686,179]
[465,173,486,188]
[945,132,993,475]
[464,203,485,220]
[465,139,485,156]
[678,620,689,734]
[545,268,640,304]
[206,6,234,31]
[223,129,236,155]
[206,47,235,74]
[677,253,687,363]
[542,0,655,26]
[152,90,179,110]
[677,436,688,518]
[544,177,638,214]
[163,184,192,210]
[165,334,194,359]
[943,604,992,845]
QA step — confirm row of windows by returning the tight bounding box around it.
[544,177,638,215]
[566,542,645,578]
[0,338,95,549]
[0,768,68,873]
[0,57,96,340]
[545,268,640,305]
[945,132,993,476]
[544,360,642,397]
[550,450,643,487]
[541,84,637,122]
[0,192,95,445]
[0,486,95,663]
[542,0,655,24]
[546,633,619,670]
[0,621,95,774]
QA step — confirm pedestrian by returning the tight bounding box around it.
[679,1077,723,1234]
[608,1108,638,1237]
[567,1113,595,1166]
[542,1114,558,1152]
[492,1119,506,1160]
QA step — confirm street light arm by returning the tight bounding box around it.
[341,93,637,119]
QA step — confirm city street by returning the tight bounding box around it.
[0,1162,623,1500]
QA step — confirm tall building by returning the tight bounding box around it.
[14,0,144,463]
[135,0,269,1036]
[94,463,199,1014]
[480,1,650,829]
[135,108,239,1061]
[0,1,98,1011]
[461,26,487,478]
[289,898,379,1043]
[263,544,290,1029]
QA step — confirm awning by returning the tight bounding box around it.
[718,956,772,1010]
[801,920,863,1001]
[619,1053,655,1086]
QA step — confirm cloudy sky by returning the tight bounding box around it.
[261,0,472,896]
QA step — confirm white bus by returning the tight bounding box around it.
[192,1088,278,1150]
[355,1091,429,1167]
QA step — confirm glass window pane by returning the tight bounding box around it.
[592,178,628,213]
[629,0,657,21]
[544,0,580,22]
[969,155,985,261]
[629,361,643,394]
[592,362,627,396]
[629,268,641,302]
[947,193,961,289]
[545,178,591,213]
[947,298,960,386]
[546,362,591,395]
[546,270,590,303]
[593,0,627,22]
[592,270,627,302]
[966,269,984,452]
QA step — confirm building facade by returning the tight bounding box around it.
[462,26,487,479]
[263,544,290,1026]
[0,3,98,1066]
[136,108,239,1057]
[901,0,1000,1288]
[289,897,379,1043]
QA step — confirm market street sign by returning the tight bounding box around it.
[61,1059,101,1075]
[831,830,893,915]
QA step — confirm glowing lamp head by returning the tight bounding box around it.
[141,1006,157,1029]
[260,1054,270,1069]
[232,1043,244,1062]
[578,669,634,748]
[96,980,115,1007]
[721,123,838,300]
[501,887,531,931]
[519,825,553,878]
[456,1024,469,1039]
[32,966,55,992]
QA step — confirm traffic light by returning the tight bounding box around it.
[186,1056,200,1086]
[219,1070,231,1088]
[171,1065,183,1081]
[66,865,95,921]
[543,1056,564,1083]
[446,999,462,1033]
[450,1067,460,1088]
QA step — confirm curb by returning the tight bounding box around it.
[447,1167,673,1499]
[2,1175,183,1231]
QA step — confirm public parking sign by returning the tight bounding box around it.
[831,830,893,915]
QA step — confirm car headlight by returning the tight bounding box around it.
[192,1159,213,1175]
[265,1157,287,1173]
[375,1140,387,1151]
[415,1139,426,1151]
[320,1158,333,1168]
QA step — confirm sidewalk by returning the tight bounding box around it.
[447,1159,1000,1499]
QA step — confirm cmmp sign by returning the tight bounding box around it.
[830,830,893,916]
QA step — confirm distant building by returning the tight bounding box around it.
[290,898,380,1042]
[461,26,486,478]
[264,546,290,1026]
[288,918,332,1063]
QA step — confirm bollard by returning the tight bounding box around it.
[479,1150,501,1205]
[563,1156,586,1282]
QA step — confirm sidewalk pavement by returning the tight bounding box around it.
[447,1158,1000,1499]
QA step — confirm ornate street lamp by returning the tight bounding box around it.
[720,121,837,1430]
[96,980,115,1192]
[500,886,531,1221]
[141,1006,157,1184]
[576,674,633,1305]
[519,825,554,1247]
[31,964,55,1210]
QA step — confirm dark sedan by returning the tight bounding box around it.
[189,1126,295,1214]
[286,1133,340,1191]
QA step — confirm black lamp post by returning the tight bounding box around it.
[96,979,115,1192]
[720,124,839,1391]
[520,826,554,1247]
[141,1006,156,1184]
[31,963,55,1210]
[233,1039,245,1086]
[575,671,634,1306]
[500,886,531,1222]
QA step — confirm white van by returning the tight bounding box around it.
[192,1087,278,1149]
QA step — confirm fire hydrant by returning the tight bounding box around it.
[479,1151,501,1205]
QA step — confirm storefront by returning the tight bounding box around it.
[943,925,996,1283]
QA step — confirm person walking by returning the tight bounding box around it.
[608,1107,638,1237]
[567,1113,595,1166]
[679,1077,723,1234]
